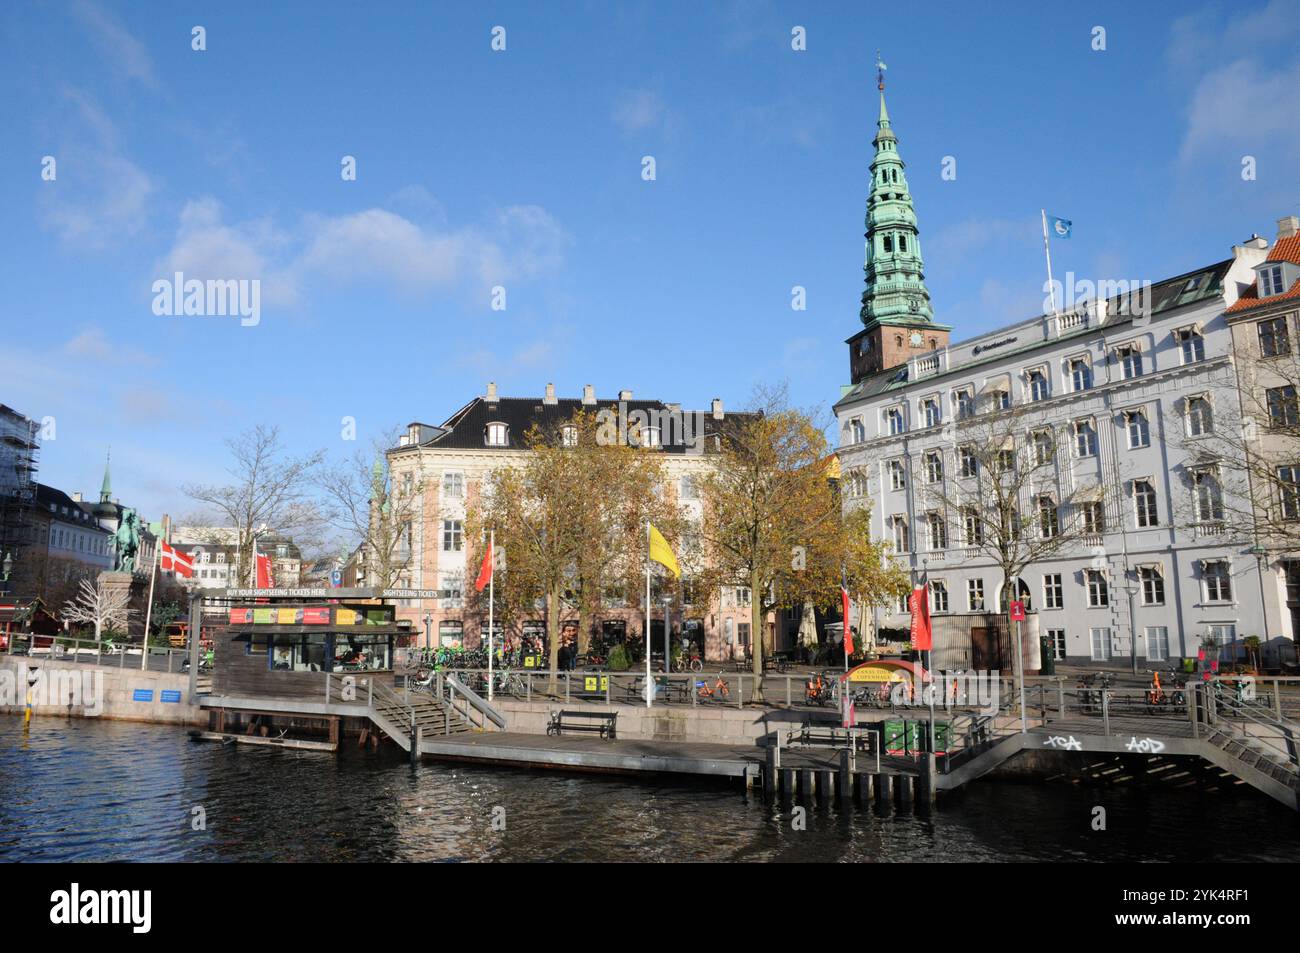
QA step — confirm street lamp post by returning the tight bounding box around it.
[661,595,673,673]
[422,613,433,649]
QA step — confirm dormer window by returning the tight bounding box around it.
[1261,265,1286,298]
[640,427,661,448]
[485,422,509,447]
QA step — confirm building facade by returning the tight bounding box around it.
[384,383,765,661]
[833,76,1297,668]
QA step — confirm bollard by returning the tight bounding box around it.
[875,773,893,812]
[918,753,936,807]
[897,773,914,810]
[817,769,833,807]
[838,749,853,802]
[410,726,421,765]
[764,746,778,802]
[799,768,815,806]
[781,766,796,802]
[856,772,873,807]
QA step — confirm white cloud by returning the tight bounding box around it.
[154,196,570,311]
[1179,58,1300,163]
[611,89,671,133]
[71,0,156,87]
[39,88,155,248]
[62,326,159,367]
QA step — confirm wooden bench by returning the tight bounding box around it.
[547,709,618,739]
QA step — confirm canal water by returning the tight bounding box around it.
[1,716,1296,862]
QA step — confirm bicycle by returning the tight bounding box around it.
[672,650,703,673]
[695,674,731,703]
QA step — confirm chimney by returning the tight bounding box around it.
[1279,216,1300,241]
[581,384,596,405]
[72,491,82,503]
[711,397,724,420]
[486,381,497,403]
[618,389,633,401]
[543,382,557,405]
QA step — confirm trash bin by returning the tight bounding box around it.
[884,719,907,754]
[1039,635,1055,676]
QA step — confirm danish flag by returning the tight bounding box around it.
[161,541,194,578]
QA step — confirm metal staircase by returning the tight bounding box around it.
[359,673,507,754]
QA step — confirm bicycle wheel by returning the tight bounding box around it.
[689,658,703,673]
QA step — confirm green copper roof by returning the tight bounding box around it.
[860,71,933,329]
[100,450,112,502]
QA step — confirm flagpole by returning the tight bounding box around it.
[487,529,495,702]
[1041,209,1059,316]
[644,519,652,709]
[141,516,164,671]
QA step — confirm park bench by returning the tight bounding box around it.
[547,709,618,739]
[623,675,689,704]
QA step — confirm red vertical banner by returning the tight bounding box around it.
[910,583,932,652]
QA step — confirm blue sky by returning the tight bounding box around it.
[2,0,1298,529]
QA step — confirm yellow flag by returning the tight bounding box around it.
[648,523,681,578]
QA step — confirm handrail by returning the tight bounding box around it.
[445,674,507,730]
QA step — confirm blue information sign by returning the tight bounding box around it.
[132,689,154,703]
[160,690,181,704]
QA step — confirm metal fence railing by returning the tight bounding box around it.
[1,633,192,673]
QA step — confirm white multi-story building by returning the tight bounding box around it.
[833,75,1289,667]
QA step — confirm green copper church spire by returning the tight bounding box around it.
[859,54,934,327]
[100,449,112,503]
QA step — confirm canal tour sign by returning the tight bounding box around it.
[221,587,451,600]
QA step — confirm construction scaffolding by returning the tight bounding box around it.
[0,404,40,590]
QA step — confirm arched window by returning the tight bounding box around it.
[899,235,908,252]
[485,422,509,447]
[883,235,893,254]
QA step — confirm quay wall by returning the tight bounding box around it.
[0,657,202,726]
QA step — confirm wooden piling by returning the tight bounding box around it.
[799,768,815,805]
[875,773,893,811]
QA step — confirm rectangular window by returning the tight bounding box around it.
[1032,430,1054,466]
[1086,570,1109,607]
[1074,419,1097,457]
[443,472,464,497]
[1203,561,1232,602]
[1043,573,1063,610]
[850,419,866,443]
[1176,327,1205,364]
[1081,500,1105,535]
[1126,410,1150,449]
[1028,369,1049,402]
[955,389,975,419]
[922,399,941,428]
[735,586,752,607]
[889,459,906,491]
[891,516,910,553]
[1260,266,1285,298]
[1139,566,1165,606]
[1134,480,1159,528]
[1259,315,1291,356]
[927,512,947,551]
[1047,628,1066,661]
[967,578,985,612]
[1038,496,1059,539]
[1090,627,1113,661]
[887,408,905,435]
[1117,345,1143,379]
[1187,396,1213,437]
[442,519,463,552]
[963,508,983,545]
[1070,359,1092,392]
[930,580,949,613]
[924,451,943,484]
[1268,385,1299,428]
[959,447,978,478]
[1279,465,1300,520]
[1193,471,1224,523]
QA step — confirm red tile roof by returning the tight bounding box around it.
[1267,234,1300,265]
[1227,235,1300,313]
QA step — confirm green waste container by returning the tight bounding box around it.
[1039,635,1055,676]
[884,719,907,754]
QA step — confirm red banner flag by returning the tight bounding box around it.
[841,583,853,657]
[160,541,193,578]
[909,579,932,652]
[474,541,493,592]
[255,553,275,588]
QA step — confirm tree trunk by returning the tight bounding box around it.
[546,586,562,695]
[749,596,765,702]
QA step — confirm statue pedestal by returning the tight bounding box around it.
[97,570,145,638]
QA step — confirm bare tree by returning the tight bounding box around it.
[61,577,133,641]
[917,392,1092,689]
[184,426,325,586]
[317,429,426,591]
